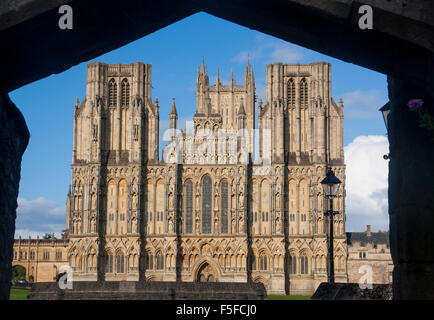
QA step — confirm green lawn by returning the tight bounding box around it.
[10,287,29,300]
[267,295,311,300]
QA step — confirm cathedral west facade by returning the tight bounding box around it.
[66,60,347,295]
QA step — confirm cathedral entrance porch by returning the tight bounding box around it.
[194,261,218,283]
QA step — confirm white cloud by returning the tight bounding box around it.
[269,45,304,64]
[344,135,390,232]
[342,90,387,118]
[232,51,252,64]
[15,197,66,238]
[231,38,305,64]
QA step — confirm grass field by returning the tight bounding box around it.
[10,287,29,300]
[267,295,311,300]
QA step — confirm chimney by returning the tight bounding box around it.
[366,225,371,236]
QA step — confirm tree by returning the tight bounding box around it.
[43,233,55,239]
[12,265,26,280]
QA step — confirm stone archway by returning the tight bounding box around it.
[0,0,433,301]
[195,261,218,282]
[253,276,268,292]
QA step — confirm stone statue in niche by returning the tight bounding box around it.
[239,192,244,208]
[91,193,97,210]
[214,191,219,210]
[132,193,138,209]
[195,214,200,232]
[214,215,219,233]
[168,193,174,209]
[132,217,137,233]
[90,218,96,233]
[168,218,173,233]
[276,193,281,209]
[238,215,244,233]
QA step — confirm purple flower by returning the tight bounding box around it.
[407,99,424,111]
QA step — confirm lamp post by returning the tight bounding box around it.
[321,168,342,284]
[379,102,391,160]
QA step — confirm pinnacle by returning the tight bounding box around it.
[170,98,178,116]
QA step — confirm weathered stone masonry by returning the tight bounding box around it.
[0,94,29,300]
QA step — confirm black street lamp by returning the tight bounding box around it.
[379,102,391,160]
[321,168,342,284]
[379,102,390,132]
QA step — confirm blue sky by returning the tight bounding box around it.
[10,12,390,237]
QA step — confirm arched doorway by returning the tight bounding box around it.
[196,262,217,282]
[253,276,268,292]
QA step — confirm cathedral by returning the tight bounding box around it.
[66,60,347,295]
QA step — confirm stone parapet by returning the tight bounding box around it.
[28,281,267,300]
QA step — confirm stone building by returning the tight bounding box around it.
[346,225,393,285]
[62,60,346,295]
[12,236,68,283]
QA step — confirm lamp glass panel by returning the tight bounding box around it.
[331,183,340,196]
[382,109,390,131]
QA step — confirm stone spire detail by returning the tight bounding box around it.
[244,60,250,83]
[170,98,178,117]
[238,98,246,116]
[170,98,177,139]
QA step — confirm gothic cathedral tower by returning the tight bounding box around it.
[67,62,159,281]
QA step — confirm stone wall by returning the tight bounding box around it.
[387,77,434,299]
[28,281,267,300]
[0,94,29,300]
[347,260,392,285]
[311,282,392,300]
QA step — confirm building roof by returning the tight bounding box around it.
[346,231,390,248]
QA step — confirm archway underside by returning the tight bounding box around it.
[1,0,433,93]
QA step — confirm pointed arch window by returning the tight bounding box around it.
[185,181,193,234]
[259,252,268,271]
[290,255,297,274]
[300,78,308,106]
[221,180,228,233]
[301,254,309,274]
[145,252,154,270]
[108,78,117,107]
[156,252,164,270]
[202,176,212,234]
[287,78,295,106]
[116,253,125,273]
[121,78,130,107]
[106,253,114,273]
